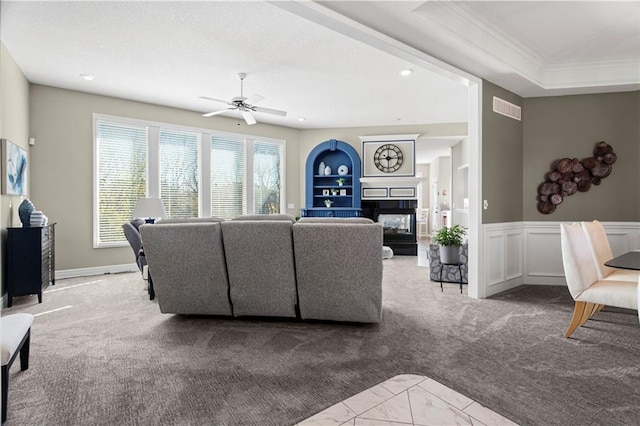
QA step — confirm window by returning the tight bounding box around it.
[95,120,147,246]
[254,140,283,214]
[94,114,286,247]
[160,129,200,219]
[211,135,246,219]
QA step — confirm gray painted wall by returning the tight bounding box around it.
[482,80,524,223]
[0,43,30,295]
[523,91,640,221]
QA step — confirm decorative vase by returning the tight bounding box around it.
[318,161,325,176]
[439,245,461,264]
[18,199,35,227]
[324,165,332,175]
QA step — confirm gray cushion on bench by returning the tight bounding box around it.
[140,222,232,315]
[293,222,383,323]
[221,220,298,318]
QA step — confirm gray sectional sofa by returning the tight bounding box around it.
[140,215,383,323]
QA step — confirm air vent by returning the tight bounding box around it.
[493,96,521,121]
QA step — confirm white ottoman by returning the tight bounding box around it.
[2,313,34,423]
[382,246,394,259]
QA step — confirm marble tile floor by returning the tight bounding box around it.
[298,374,518,426]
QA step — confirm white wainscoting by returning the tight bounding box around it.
[482,221,640,298]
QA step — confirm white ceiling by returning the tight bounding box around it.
[1,1,638,163]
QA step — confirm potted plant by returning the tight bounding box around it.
[336,177,345,186]
[330,188,339,196]
[323,199,334,208]
[433,225,466,264]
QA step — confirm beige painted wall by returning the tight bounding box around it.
[0,43,30,295]
[29,85,301,270]
[482,80,524,223]
[523,91,640,221]
[297,123,467,206]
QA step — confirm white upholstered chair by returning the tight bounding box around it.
[582,220,640,282]
[560,222,637,338]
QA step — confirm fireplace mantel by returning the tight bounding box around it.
[360,177,423,200]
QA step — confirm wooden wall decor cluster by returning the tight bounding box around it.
[537,141,617,214]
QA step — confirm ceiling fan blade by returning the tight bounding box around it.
[199,96,230,104]
[254,106,287,117]
[244,94,265,105]
[241,110,257,125]
[202,109,231,117]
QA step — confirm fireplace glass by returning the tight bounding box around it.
[378,213,413,235]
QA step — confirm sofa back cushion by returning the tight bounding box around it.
[231,214,296,223]
[140,222,232,316]
[221,220,298,318]
[293,222,383,323]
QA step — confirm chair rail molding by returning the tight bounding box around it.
[482,221,640,298]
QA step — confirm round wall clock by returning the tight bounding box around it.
[373,144,403,173]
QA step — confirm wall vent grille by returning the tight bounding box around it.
[493,96,521,121]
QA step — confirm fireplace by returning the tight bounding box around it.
[362,200,417,255]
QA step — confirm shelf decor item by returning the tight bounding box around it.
[336,177,345,186]
[322,189,330,196]
[324,199,333,208]
[29,210,47,227]
[318,161,326,176]
[324,165,332,175]
[337,165,349,175]
[331,188,339,196]
[433,225,466,264]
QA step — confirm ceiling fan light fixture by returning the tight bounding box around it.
[298,117,306,122]
[79,73,95,81]
[399,69,413,77]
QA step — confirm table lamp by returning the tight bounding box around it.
[133,198,167,223]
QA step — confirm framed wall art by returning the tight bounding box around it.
[2,139,28,195]
[361,136,416,177]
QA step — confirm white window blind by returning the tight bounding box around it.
[254,140,283,214]
[211,136,246,219]
[159,129,200,219]
[96,120,148,245]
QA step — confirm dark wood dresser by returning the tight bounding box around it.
[7,223,56,307]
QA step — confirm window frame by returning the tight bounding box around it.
[92,113,286,248]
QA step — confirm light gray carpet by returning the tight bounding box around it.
[3,256,640,425]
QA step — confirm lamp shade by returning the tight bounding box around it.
[133,198,167,221]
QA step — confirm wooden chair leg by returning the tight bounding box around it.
[2,365,8,423]
[564,301,599,338]
[19,330,30,371]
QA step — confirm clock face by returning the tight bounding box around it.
[373,144,404,173]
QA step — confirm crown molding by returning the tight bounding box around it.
[412,2,639,95]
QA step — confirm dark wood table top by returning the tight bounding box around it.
[605,251,640,271]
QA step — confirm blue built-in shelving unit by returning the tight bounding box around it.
[302,139,362,217]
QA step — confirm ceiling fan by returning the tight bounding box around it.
[200,73,287,125]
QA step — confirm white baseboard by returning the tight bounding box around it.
[55,263,138,280]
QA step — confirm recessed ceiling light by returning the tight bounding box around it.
[399,69,413,77]
[79,74,95,81]
[298,117,306,122]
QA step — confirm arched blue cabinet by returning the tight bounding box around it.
[302,139,362,217]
